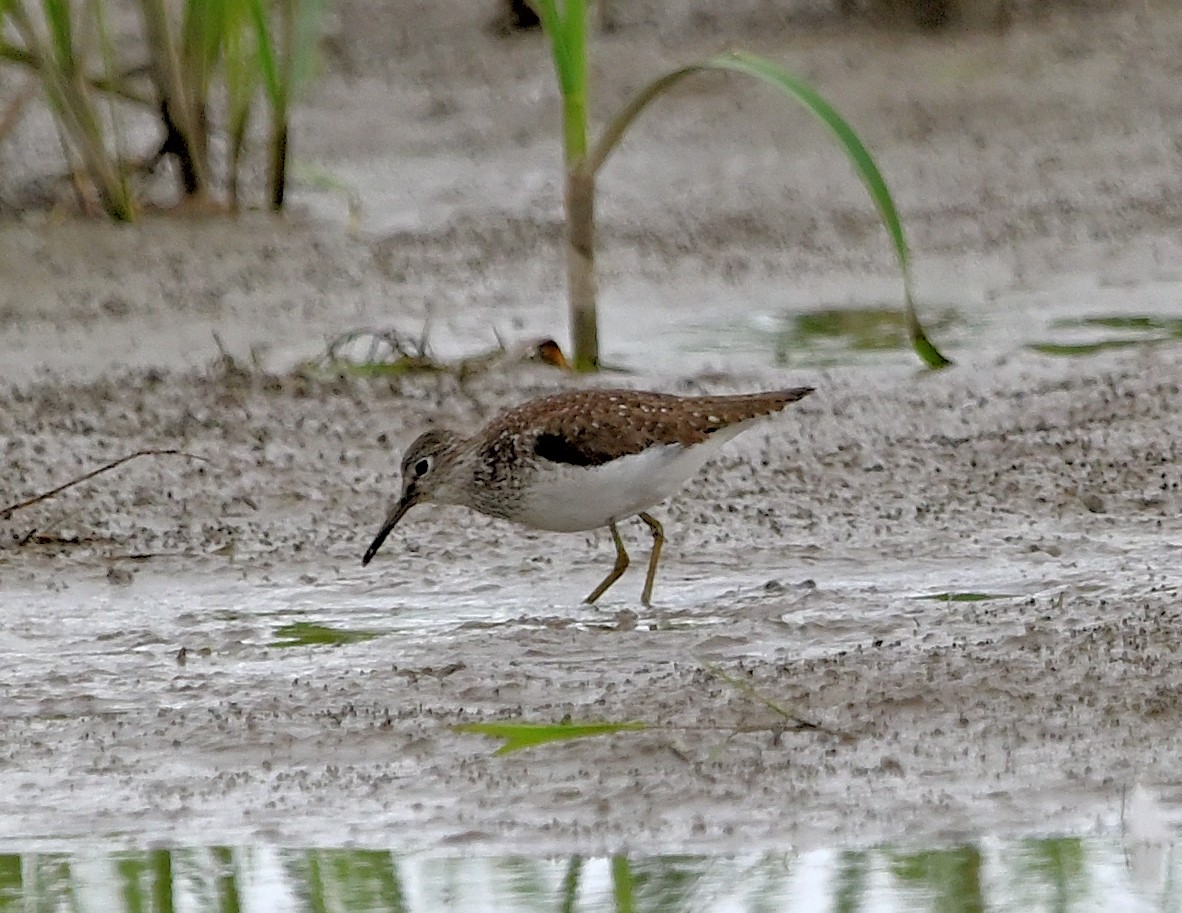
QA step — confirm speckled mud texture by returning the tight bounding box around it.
[2,0,1182,853]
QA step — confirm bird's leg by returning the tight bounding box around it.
[638,511,665,607]
[584,520,629,604]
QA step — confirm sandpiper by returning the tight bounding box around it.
[362,386,814,605]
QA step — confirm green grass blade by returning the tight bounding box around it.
[529,0,573,96]
[41,0,75,73]
[221,0,259,204]
[180,0,222,76]
[905,290,950,368]
[270,621,384,648]
[531,0,588,162]
[555,0,587,159]
[455,720,647,755]
[7,0,134,219]
[138,0,214,197]
[585,50,951,369]
[1028,338,1168,357]
[91,0,131,198]
[246,0,281,104]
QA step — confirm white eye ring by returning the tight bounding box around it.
[413,457,432,477]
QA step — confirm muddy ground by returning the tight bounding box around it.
[1,0,1181,853]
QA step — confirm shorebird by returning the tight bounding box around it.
[362,386,814,605]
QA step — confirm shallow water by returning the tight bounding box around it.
[2,832,1177,912]
[644,272,1182,372]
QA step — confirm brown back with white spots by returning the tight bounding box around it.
[481,387,814,469]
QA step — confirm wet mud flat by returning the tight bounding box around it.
[1,349,1181,851]
[2,0,1182,861]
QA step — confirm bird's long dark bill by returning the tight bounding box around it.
[361,498,412,566]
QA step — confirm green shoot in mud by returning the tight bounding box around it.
[270,621,385,648]
[3,0,135,218]
[456,659,830,756]
[696,657,824,732]
[455,720,649,755]
[248,0,324,209]
[0,0,324,217]
[530,0,951,370]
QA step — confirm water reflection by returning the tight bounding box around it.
[0,837,1175,912]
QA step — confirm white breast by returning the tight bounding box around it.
[511,429,742,533]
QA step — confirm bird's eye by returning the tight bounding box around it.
[413,457,432,477]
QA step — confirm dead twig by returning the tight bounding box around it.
[1,449,208,520]
[696,656,837,736]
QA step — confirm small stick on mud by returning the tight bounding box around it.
[696,657,837,737]
[0,449,208,520]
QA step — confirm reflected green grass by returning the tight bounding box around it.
[889,845,984,912]
[1031,313,1182,357]
[686,304,961,368]
[686,304,1182,369]
[0,835,1174,912]
[790,306,917,351]
[1055,315,1182,333]
[774,305,960,364]
[1029,339,1156,357]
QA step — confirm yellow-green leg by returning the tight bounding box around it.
[584,520,630,604]
[638,511,665,607]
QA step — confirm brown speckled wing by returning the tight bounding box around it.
[495,387,814,468]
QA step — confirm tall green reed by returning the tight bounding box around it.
[530,0,951,370]
[0,0,324,218]
[5,0,134,218]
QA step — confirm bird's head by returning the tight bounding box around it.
[362,428,460,566]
